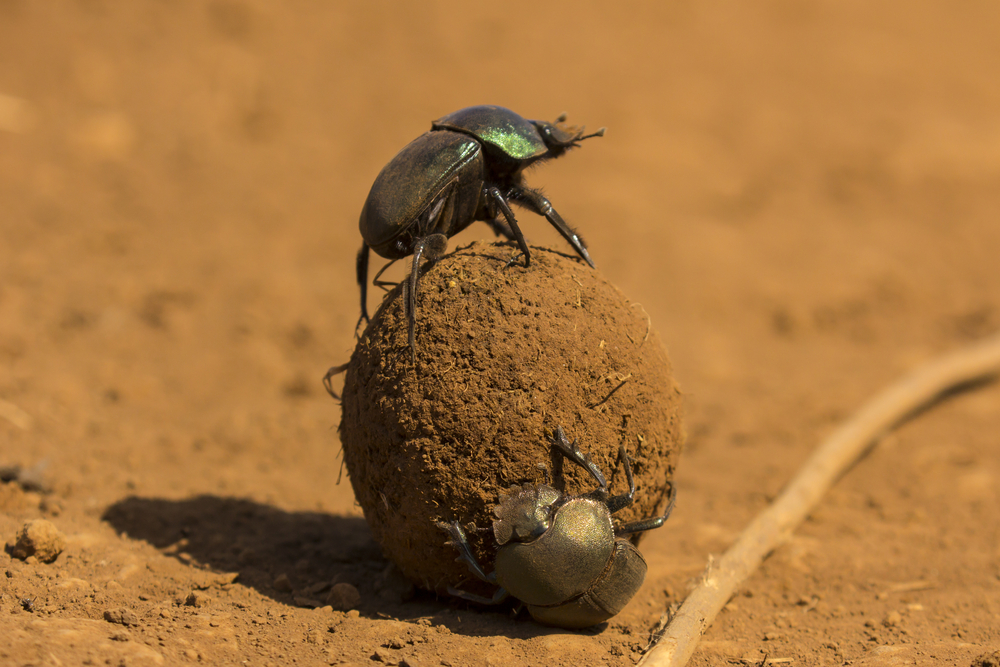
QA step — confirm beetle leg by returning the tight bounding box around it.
[507,185,595,269]
[484,216,516,242]
[439,518,510,605]
[551,426,608,490]
[536,462,551,486]
[485,186,532,268]
[437,520,499,586]
[405,234,449,362]
[355,243,371,334]
[371,257,401,292]
[614,482,677,536]
[445,585,510,606]
[604,445,638,515]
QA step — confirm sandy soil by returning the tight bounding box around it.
[2,2,999,666]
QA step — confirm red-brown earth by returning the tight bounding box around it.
[2,2,999,666]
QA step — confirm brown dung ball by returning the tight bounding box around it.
[338,241,684,595]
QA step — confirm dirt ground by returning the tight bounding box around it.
[2,2,999,666]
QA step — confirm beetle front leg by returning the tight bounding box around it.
[485,186,532,268]
[507,185,595,269]
[438,520,495,584]
[437,520,510,605]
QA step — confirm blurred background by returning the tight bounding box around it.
[2,1,999,665]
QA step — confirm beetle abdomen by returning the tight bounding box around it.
[526,540,648,629]
[494,498,614,607]
[360,131,483,256]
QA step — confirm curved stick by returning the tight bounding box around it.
[639,332,1000,667]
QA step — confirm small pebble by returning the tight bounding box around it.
[294,596,324,608]
[883,610,902,627]
[326,582,361,611]
[273,573,293,592]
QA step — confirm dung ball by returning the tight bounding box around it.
[338,241,684,595]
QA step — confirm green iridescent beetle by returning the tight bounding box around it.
[354,105,604,359]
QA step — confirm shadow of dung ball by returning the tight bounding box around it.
[339,241,684,595]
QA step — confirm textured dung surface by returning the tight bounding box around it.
[339,241,684,593]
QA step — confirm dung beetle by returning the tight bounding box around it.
[437,426,676,629]
[355,105,605,357]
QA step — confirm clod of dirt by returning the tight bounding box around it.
[339,241,685,594]
[184,591,211,607]
[972,650,1000,667]
[9,519,65,563]
[104,608,140,626]
[327,582,362,610]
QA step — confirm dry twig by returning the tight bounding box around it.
[639,332,1000,667]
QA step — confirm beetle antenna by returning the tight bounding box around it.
[578,127,606,141]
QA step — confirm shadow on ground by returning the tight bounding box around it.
[101,494,587,639]
[102,495,395,606]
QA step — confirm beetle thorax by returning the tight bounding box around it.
[493,484,562,546]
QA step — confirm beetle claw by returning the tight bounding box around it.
[503,252,528,270]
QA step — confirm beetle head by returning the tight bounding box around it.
[530,115,606,155]
[493,484,562,546]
